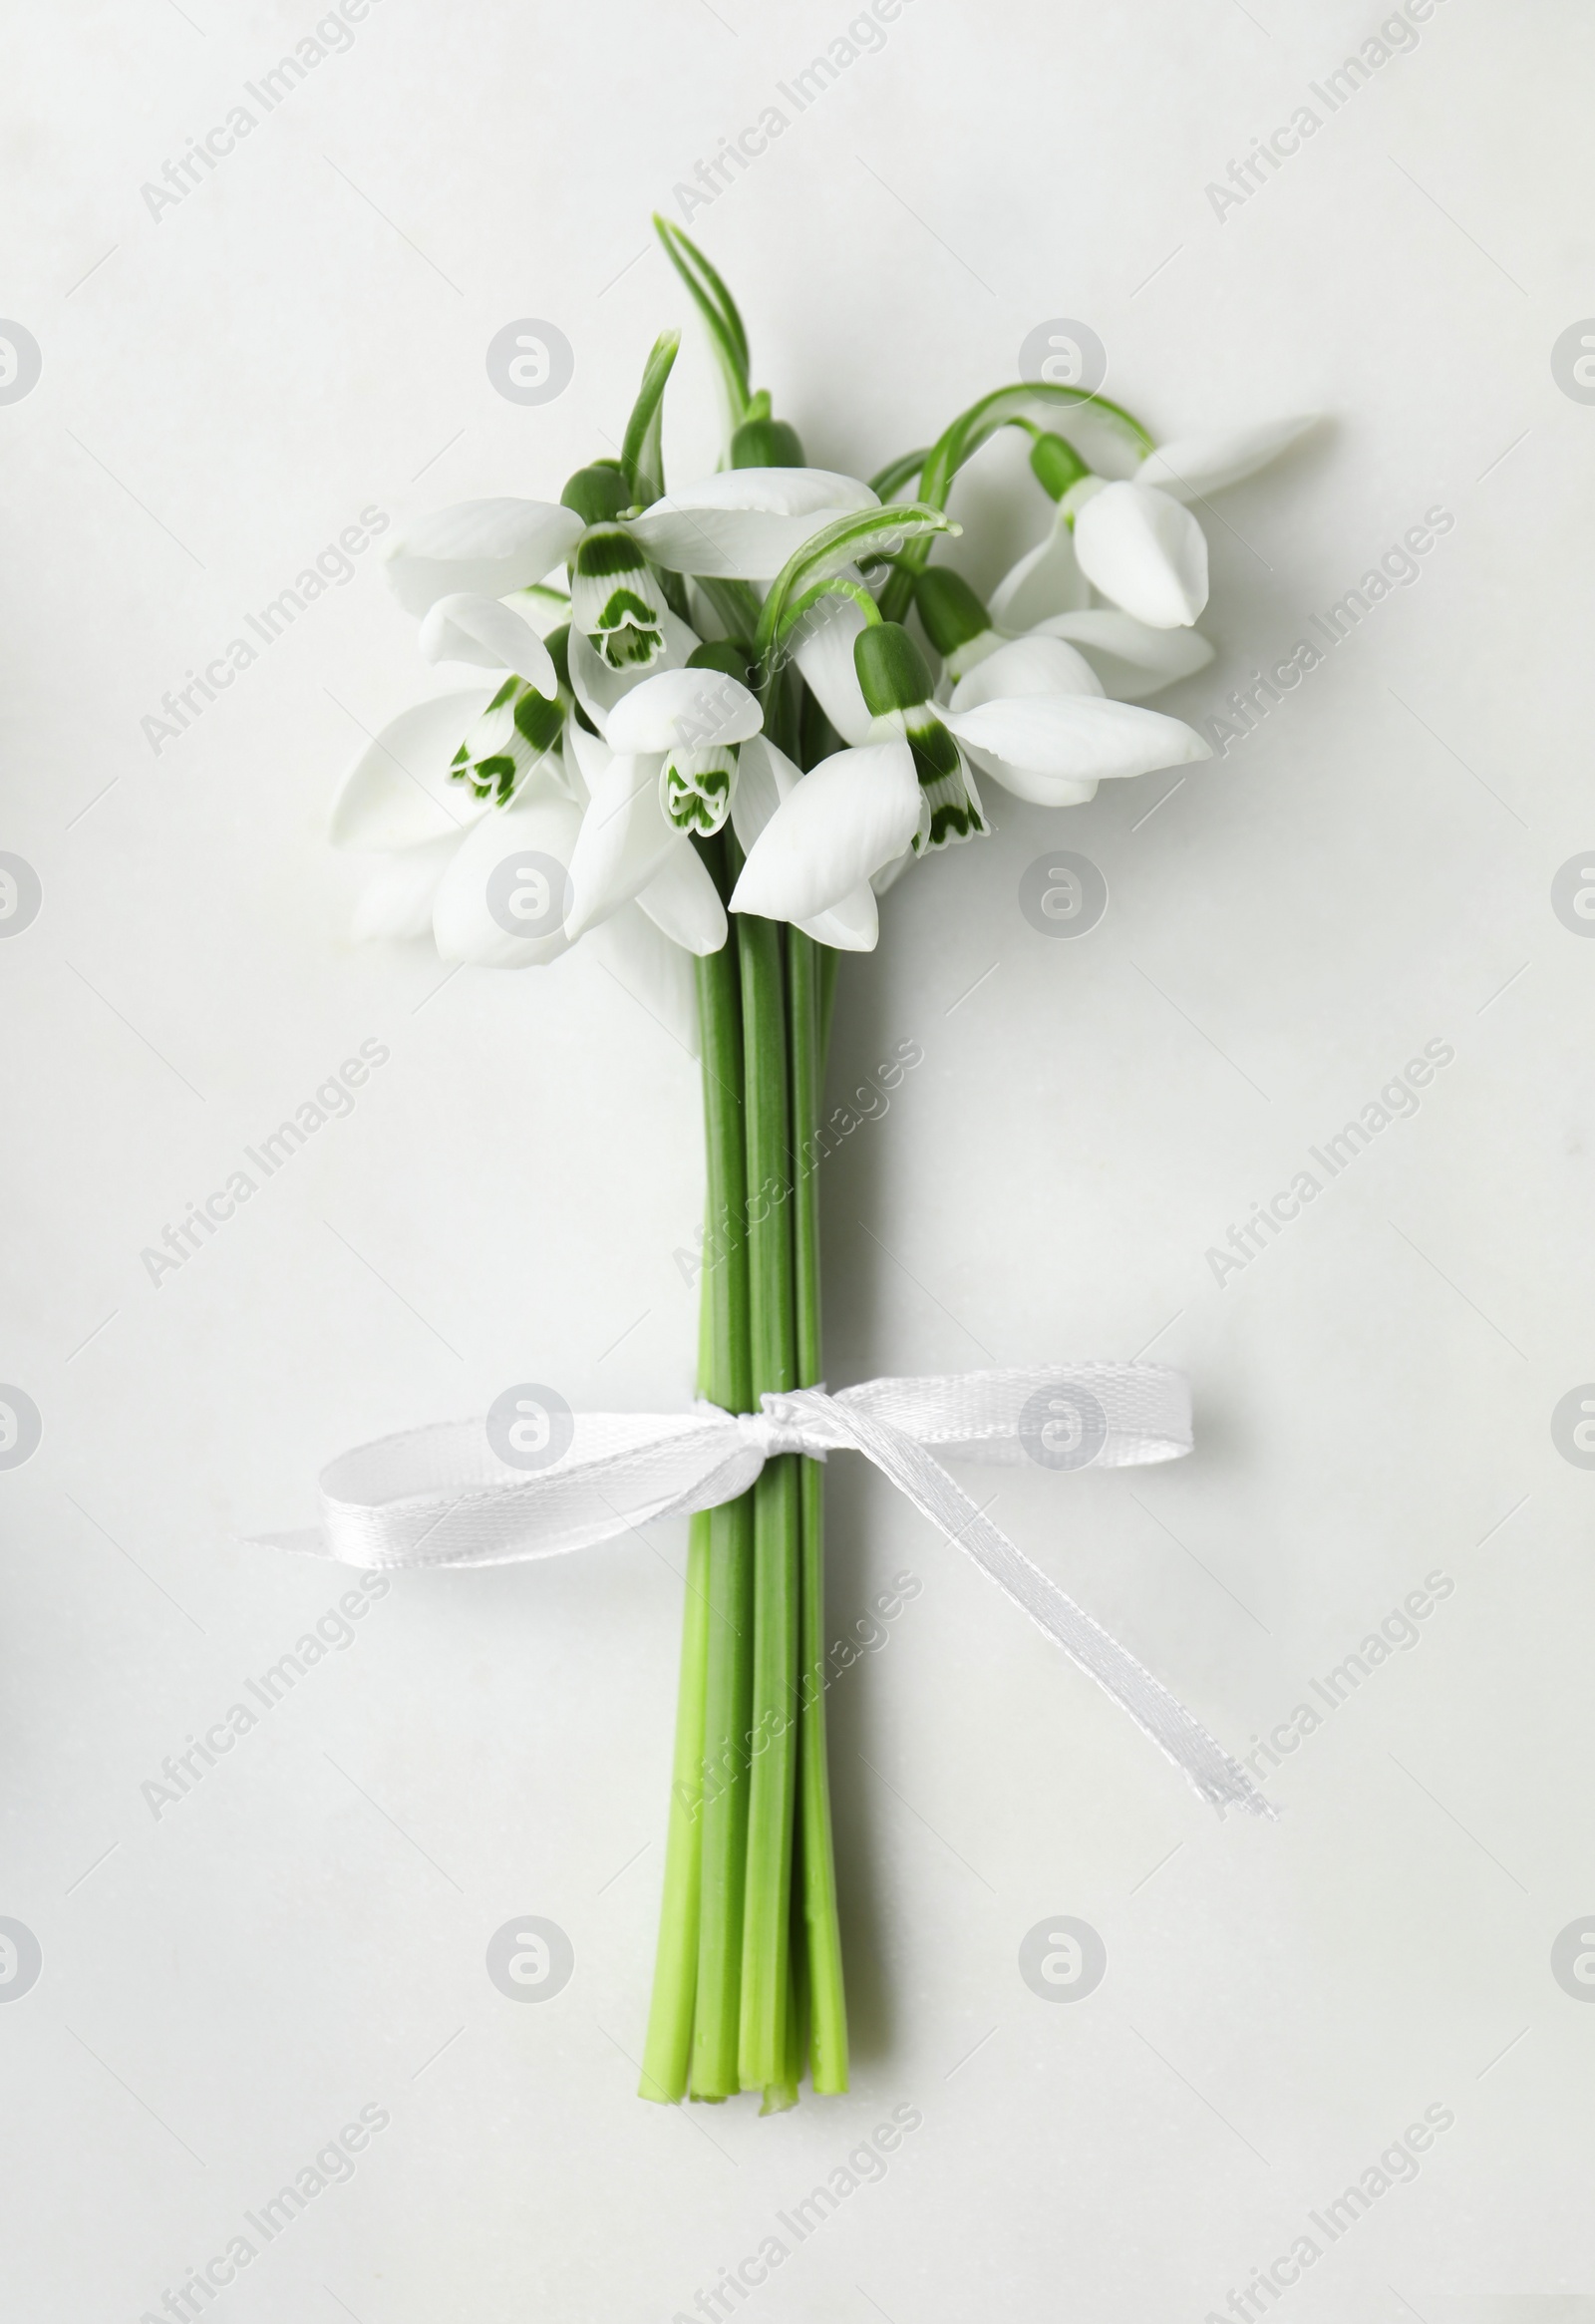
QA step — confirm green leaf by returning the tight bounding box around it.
[692,574,764,647]
[755,504,957,664]
[653,214,753,432]
[868,448,930,500]
[621,329,680,510]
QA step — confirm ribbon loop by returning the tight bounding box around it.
[254,1363,1270,1820]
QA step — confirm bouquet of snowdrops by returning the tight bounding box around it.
[329,218,1310,2110]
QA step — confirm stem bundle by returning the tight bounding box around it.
[640,835,847,2109]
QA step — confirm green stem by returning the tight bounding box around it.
[736,910,799,2091]
[638,1507,710,2102]
[790,928,848,2092]
[685,851,755,2102]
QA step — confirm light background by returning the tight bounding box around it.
[3,0,1594,2316]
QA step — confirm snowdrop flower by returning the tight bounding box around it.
[330,662,579,956]
[731,736,920,942]
[915,567,1215,704]
[384,472,676,676]
[943,633,1211,809]
[988,413,1316,637]
[734,614,1210,939]
[564,649,764,955]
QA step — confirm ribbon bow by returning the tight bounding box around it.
[260,1363,1269,1819]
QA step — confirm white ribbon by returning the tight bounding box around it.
[259,1364,1270,1819]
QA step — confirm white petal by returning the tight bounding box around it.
[647,469,877,518]
[419,593,557,693]
[987,505,1092,630]
[790,592,874,746]
[730,742,920,922]
[432,796,583,968]
[568,609,699,737]
[941,694,1211,799]
[589,903,700,1058]
[950,634,1103,714]
[623,511,851,583]
[626,470,878,581]
[1135,417,1317,503]
[385,499,582,617]
[871,847,913,897]
[798,882,878,952]
[1072,484,1208,629]
[1029,609,1215,700]
[565,754,676,937]
[605,667,762,755]
[635,839,727,955]
[501,581,574,636]
[349,835,463,944]
[562,716,610,804]
[329,688,495,850]
[729,733,802,856]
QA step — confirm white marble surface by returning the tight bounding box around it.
[4,0,1595,2315]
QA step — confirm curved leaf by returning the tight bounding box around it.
[755,504,957,664]
[653,215,752,431]
[869,447,931,500]
[621,329,680,509]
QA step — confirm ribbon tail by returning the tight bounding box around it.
[836,1406,1274,1820]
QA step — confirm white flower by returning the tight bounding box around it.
[564,661,763,954]
[329,588,738,1062]
[729,741,921,937]
[942,634,1211,808]
[624,468,879,580]
[920,547,1214,705]
[784,604,1208,839]
[988,413,1315,640]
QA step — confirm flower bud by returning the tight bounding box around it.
[912,569,1001,682]
[730,416,806,469]
[687,638,755,686]
[561,463,634,526]
[853,622,934,716]
[1029,432,1091,501]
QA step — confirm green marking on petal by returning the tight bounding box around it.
[574,524,645,579]
[905,708,962,788]
[571,525,668,670]
[661,745,737,836]
[910,751,988,855]
[514,686,563,753]
[451,678,567,803]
